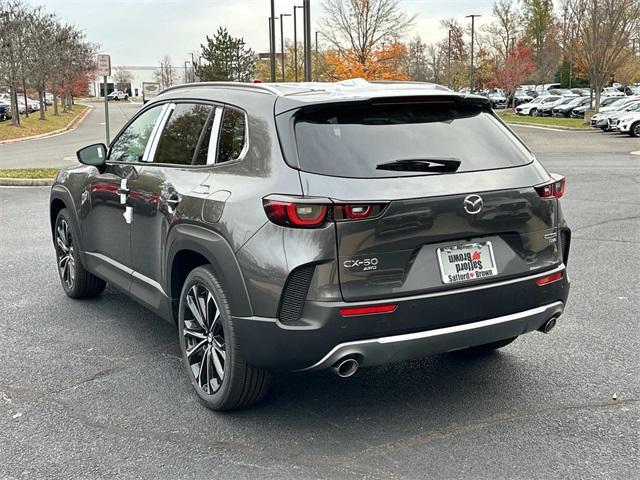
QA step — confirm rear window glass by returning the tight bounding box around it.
[153,103,214,166]
[293,102,533,178]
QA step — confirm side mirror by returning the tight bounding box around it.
[77,143,107,166]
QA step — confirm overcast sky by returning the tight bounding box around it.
[33,0,498,66]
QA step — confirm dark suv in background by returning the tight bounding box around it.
[50,80,571,410]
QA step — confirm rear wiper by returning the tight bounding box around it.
[376,158,461,173]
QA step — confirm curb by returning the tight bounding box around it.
[505,122,592,132]
[0,104,93,145]
[0,177,54,186]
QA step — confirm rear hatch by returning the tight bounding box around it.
[281,96,561,301]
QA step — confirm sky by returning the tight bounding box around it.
[32,0,498,66]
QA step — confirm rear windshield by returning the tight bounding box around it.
[294,101,533,178]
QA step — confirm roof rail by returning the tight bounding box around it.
[159,81,284,96]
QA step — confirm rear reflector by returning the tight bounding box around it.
[340,304,397,317]
[535,271,564,286]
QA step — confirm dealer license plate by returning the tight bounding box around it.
[436,242,498,284]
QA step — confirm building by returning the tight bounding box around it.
[88,65,191,98]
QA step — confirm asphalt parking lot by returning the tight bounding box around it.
[0,127,639,479]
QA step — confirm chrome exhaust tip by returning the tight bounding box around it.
[332,358,359,378]
[539,316,558,334]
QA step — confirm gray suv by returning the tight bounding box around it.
[50,81,571,410]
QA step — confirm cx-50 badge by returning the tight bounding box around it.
[463,194,483,215]
[344,258,378,271]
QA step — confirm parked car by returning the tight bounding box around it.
[486,91,508,109]
[590,97,640,128]
[107,90,129,101]
[615,111,640,136]
[515,95,561,116]
[538,97,575,116]
[50,81,571,410]
[591,100,640,129]
[552,97,590,117]
[512,89,534,106]
[605,102,640,131]
[602,87,625,97]
[0,100,10,121]
[547,88,578,97]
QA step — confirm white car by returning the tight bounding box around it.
[602,87,625,97]
[615,111,640,136]
[107,90,129,101]
[515,96,561,116]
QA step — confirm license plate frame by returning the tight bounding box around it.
[436,241,498,284]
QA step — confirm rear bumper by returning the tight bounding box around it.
[303,301,564,370]
[232,265,570,371]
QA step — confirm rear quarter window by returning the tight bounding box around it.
[293,101,533,178]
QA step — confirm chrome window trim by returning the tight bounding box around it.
[141,103,171,162]
[206,107,223,165]
[144,103,175,163]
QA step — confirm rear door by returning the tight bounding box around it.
[290,99,561,301]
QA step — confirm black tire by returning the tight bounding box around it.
[54,208,106,299]
[630,122,640,137]
[449,336,518,358]
[530,109,537,117]
[178,265,271,411]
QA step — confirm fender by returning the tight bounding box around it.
[50,184,85,255]
[166,223,253,317]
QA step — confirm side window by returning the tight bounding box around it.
[153,103,214,166]
[109,106,163,163]
[217,108,246,163]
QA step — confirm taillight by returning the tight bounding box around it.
[264,196,388,228]
[333,204,386,221]
[535,271,564,286]
[263,200,329,228]
[535,176,565,199]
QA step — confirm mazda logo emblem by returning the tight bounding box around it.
[463,194,483,215]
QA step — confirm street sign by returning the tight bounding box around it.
[96,54,111,77]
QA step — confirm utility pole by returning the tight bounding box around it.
[293,5,304,82]
[270,0,276,82]
[466,14,481,92]
[280,13,291,81]
[190,52,197,82]
[303,0,312,82]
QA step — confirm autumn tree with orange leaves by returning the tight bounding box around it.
[325,43,409,81]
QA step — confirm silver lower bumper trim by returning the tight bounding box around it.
[303,301,565,371]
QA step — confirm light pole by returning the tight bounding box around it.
[293,5,304,82]
[315,31,320,81]
[303,0,312,82]
[270,0,276,82]
[280,13,292,81]
[466,14,481,92]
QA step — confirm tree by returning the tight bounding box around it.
[521,0,560,83]
[325,43,409,80]
[155,55,176,89]
[565,0,640,110]
[194,27,255,82]
[484,0,521,62]
[404,36,429,81]
[320,0,415,66]
[113,67,132,91]
[494,42,536,107]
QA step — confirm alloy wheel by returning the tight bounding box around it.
[632,123,640,137]
[182,284,226,395]
[56,219,76,289]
